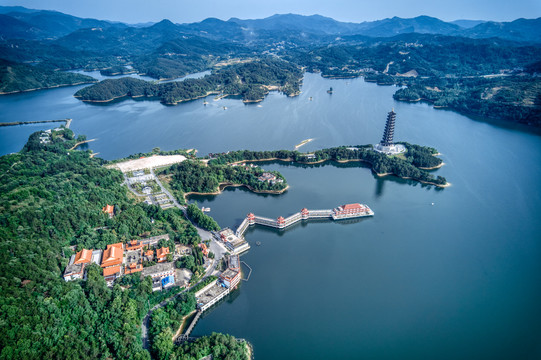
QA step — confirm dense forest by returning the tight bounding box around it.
[208,144,447,186]
[74,58,302,104]
[0,130,248,359]
[0,58,96,94]
[161,159,288,204]
[187,203,221,231]
[393,76,541,126]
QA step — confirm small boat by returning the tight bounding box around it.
[327,87,333,94]
[309,96,313,101]
[203,101,208,105]
[223,106,227,110]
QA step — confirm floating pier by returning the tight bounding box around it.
[236,203,374,236]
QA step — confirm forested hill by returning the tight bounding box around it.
[74,59,302,104]
[0,58,96,94]
[0,129,249,359]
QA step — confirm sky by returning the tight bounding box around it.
[1,0,540,24]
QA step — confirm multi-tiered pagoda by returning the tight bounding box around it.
[380,110,396,146]
[374,110,406,154]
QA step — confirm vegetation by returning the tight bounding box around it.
[175,333,249,360]
[100,65,135,76]
[149,292,196,359]
[393,76,541,126]
[161,159,288,204]
[0,58,96,94]
[208,145,447,186]
[74,59,302,104]
[187,203,221,231]
[0,130,250,359]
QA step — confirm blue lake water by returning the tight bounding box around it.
[1,73,540,359]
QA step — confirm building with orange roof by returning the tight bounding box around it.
[126,239,143,251]
[199,243,209,257]
[101,243,124,268]
[103,265,122,277]
[156,247,170,263]
[124,262,143,275]
[144,249,154,261]
[102,204,114,218]
[73,249,93,264]
[101,243,124,284]
[64,248,93,281]
[125,242,143,275]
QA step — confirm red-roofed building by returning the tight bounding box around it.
[144,249,154,261]
[73,249,93,264]
[124,262,143,274]
[102,204,114,218]
[103,265,122,277]
[126,239,143,251]
[101,243,124,268]
[156,247,170,263]
[101,243,124,284]
[199,243,209,256]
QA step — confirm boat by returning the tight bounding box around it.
[331,203,374,220]
[309,96,313,101]
[203,101,208,105]
[327,87,333,94]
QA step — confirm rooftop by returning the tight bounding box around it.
[103,265,121,277]
[142,262,175,277]
[156,247,170,258]
[101,243,124,268]
[220,268,240,280]
[73,249,93,264]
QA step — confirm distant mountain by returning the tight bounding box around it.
[229,14,363,35]
[463,18,541,43]
[357,15,461,37]
[450,19,487,29]
[178,17,245,41]
[0,5,39,14]
[0,7,122,39]
[0,14,46,40]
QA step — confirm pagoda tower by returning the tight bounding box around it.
[380,110,396,146]
[373,109,405,155]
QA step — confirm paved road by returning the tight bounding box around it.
[119,166,228,349]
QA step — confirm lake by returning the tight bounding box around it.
[1,73,540,359]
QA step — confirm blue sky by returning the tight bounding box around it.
[1,0,540,24]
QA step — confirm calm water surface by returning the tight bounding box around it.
[1,73,540,359]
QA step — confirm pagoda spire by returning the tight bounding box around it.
[380,109,396,147]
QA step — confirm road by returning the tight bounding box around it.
[117,165,229,349]
[139,167,228,349]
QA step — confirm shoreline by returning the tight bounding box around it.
[184,182,289,201]
[225,157,448,188]
[1,80,97,95]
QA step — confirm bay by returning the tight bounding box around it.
[0,72,540,359]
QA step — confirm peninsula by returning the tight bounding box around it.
[0,59,97,94]
[74,59,302,105]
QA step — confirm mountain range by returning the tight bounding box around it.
[0,6,540,43]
